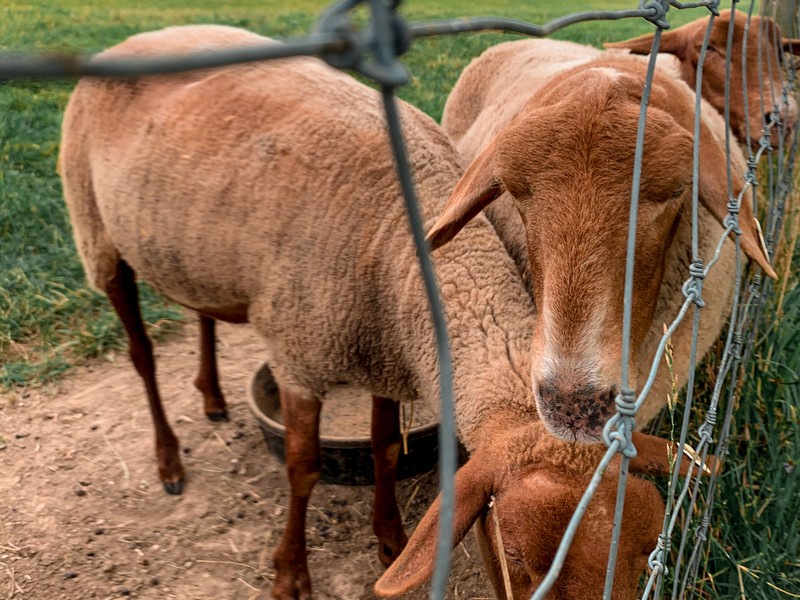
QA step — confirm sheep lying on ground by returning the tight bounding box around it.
[605,9,800,148]
[376,422,704,599]
[436,50,777,436]
[60,24,540,598]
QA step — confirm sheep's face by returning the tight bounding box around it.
[427,57,775,442]
[607,9,800,149]
[496,69,692,441]
[680,11,797,149]
[474,467,663,600]
[374,427,675,600]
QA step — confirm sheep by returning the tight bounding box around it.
[58,23,544,598]
[434,50,777,438]
[60,25,715,599]
[177,10,800,447]
[375,422,706,599]
[605,9,800,149]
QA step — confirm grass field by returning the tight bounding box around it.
[1,1,798,598]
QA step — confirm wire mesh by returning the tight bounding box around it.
[1,0,797,598]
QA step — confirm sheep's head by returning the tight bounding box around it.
[605,9,800,149]
[427,57,775,442]
[374,426,696,599]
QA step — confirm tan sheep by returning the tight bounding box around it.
[375,422,706,599]
[175,9,800,434]
[605,9,800,149]
[436,46,777,437]
[59,25,703,599]
[59,24,538,599]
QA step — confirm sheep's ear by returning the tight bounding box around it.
[628,432,719,478]
[697,122,777,279]
[426,142,503,251]
[603,26,692,58]
[374,453,495,598]
[782,38,800,55]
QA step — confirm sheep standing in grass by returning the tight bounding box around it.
[436,46,778,437]
[60,24,703,599]
[57,24,527,598]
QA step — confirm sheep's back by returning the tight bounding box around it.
[63,37,457,308]
[62,26,526,402]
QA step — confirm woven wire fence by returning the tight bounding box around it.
[2,0,798,598]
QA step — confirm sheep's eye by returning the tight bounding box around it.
[670,185,687,200]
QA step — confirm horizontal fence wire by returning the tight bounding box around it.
[1,0,797,598]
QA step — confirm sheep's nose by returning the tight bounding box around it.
[535,379,618,442]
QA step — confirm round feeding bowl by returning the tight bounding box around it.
[247,363,439,486]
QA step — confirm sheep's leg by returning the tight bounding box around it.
[105,259,185,495]
[193,314,228,421]
[272,389,321,600]
[371,396,408,566]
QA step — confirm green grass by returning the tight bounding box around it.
[1,1,798,598]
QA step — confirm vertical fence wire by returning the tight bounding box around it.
[603,10,666,598]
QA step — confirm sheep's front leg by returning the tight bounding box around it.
[193,314,228,421]
[371,396,408,566]
[105,259,185,494]
[272,389,321,600]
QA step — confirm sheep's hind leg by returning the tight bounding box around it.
[272,389,321,600]
[371,396,408,566]
[193,314,228,421]
[105,259,185,495]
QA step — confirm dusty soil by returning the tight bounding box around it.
[0,323,492,600]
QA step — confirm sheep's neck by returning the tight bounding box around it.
[393,217,538,453]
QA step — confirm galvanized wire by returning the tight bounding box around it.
[1,0,797,599]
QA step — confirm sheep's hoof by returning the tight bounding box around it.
[271,570,312,600]
[163,479,185,495]
[377,533,407,567]
[206,410,229,422]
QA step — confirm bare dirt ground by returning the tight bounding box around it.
[0,323,492,600]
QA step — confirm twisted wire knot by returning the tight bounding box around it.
[698,414,716,445]
[721,432,732,454]
[723,213,741,235]
[642,1,670,29]
[688,259,705,279]
[314,0,410,87]
[603,411,637,459]
[647,534,671,574]
[647,548,665,574]
[705,0,721,16]
[615,387,637,417]
[732,331,743,359]
[682,262,706,308]
[760,129,773,153]
[696,520,708,542]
